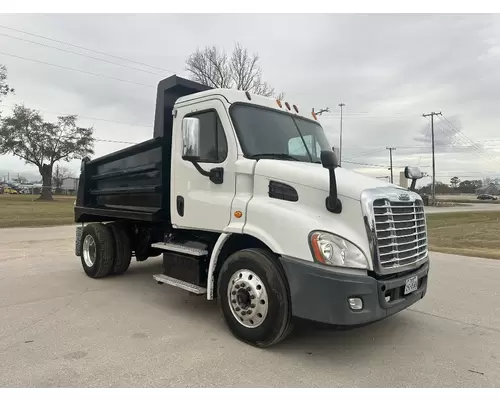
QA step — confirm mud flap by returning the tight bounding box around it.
[75,225,83,257]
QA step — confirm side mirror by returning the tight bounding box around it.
[405,166,424,192]
[404,166,423,180]
[182,117,201,161]
[320,150,342,214]
[320,150,339,169]
[180,117,224,185]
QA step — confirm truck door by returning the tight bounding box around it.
[171,98,237,232]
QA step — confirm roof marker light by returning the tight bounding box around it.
[293,105,299,113]
[245,91,252,101]
[311,111,318,120]
[285,102,291,111]
[276,99,282,108]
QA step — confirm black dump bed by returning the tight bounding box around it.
[74,75,211,224]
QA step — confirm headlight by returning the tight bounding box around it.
[309,231,369,269]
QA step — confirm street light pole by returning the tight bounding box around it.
[338,103,345,166]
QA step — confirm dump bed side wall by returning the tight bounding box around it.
[75,138,168,223]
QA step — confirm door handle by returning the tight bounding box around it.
[176,196,184,217]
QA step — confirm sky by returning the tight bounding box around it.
[1,13,500,186]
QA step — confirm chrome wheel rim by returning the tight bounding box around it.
[227,269,269,328]
[82,235,96,267]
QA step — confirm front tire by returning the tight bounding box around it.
[80,223,115,278]
[217,248,293,348]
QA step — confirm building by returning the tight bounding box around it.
[61,177,79,194]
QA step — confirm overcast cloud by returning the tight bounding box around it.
[1,13,499,186]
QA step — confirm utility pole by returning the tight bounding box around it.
[386,147,396,183]
[422,111,442,206]
[338,103,345,166]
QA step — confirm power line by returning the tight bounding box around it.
[438,115,500,167]
[347,147,386,159]
[0,104,152,128]
[0,32,169,78]
[429,117,500,171]
[0,24,176,75]
[343,160,388,168]
[95,138,138,145]
[0,51,155,89]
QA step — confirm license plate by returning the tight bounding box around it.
[404,275,418,295]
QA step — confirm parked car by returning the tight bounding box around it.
[477,194,498,200]
[3,187,18,194]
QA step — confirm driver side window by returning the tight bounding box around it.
[187,110,228,163]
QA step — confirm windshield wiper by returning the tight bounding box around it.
[248,153,300,161]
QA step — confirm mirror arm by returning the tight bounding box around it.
[183,156,224,184]
[325,167,342,214]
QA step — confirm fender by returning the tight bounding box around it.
[207,233,231,300]
[206,231,282,300]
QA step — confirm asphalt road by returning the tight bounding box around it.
[1,225,499,387]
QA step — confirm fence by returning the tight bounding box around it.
[0,185,76,199]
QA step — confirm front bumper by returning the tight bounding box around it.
[280,256,429,326]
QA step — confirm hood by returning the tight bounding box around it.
[253,159,398,200]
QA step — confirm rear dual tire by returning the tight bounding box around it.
[217,248,294,348]
[80,222,131,278]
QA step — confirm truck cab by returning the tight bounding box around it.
[74,75,429,348]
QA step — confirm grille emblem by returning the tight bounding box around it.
[398,193,410,201]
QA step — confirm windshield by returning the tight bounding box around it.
[230,104,331,163]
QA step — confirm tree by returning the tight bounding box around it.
[450,176,460,189]
[458,180,482,194]
[0,105,94,200]
[186,43,283,98]
[0,64,15,115]
[53,164,74,193]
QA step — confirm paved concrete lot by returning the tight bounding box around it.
[1,225,499,387]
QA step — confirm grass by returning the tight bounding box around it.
[427,211,500,259]
[1,194,500,260]
[0,194,76,228]
[441,198,500,205]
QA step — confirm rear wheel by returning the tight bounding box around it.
[217,248,293,348]
[108,222,132,275]
[80,223,115,278]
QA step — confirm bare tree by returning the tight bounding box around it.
[53,164,74,192]
[186,43,283,99]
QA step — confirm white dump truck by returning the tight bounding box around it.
[74,75,429,348]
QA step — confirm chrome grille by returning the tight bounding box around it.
[373,198,428,269]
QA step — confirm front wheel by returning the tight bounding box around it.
[217,248,293,348]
